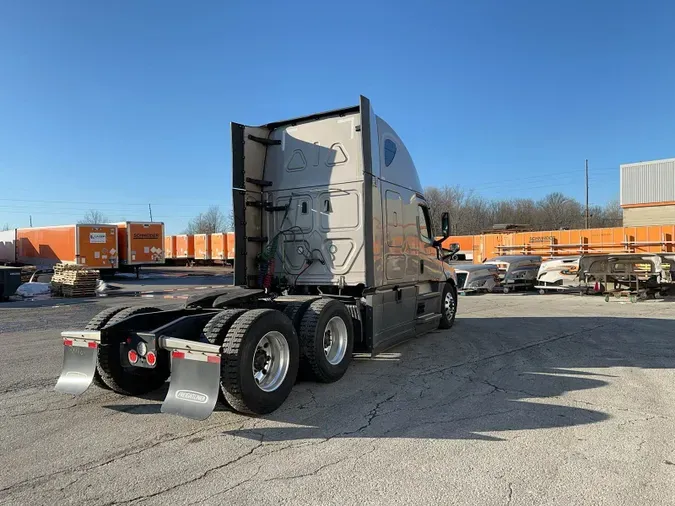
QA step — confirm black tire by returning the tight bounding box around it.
[282,300,317,332]
[219,309,299,415]
[85,305,130,331]
[202,309,248,409]
[438,283,458,329]
[298,299,354,383]
[203,309,248,345]
[97,306,170,395]
[85,305,131,389]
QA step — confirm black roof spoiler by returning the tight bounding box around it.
[259,104,361,130]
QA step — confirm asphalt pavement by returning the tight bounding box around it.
[1,293,674,505]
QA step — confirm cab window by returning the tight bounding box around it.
[418,205,432,243]
[384,139,397,167]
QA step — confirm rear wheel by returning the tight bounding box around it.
[282,299,317,331]
[219,309,299,414]
[85,305,131,389]
[203,309,248,408]
[438,283,458,329]
[97,306,170,395]
[298,299,354,383]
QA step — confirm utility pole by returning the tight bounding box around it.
[585,159,589,229]
[29,215,32,227]
[148,204,153,222]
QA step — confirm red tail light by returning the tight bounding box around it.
[63,339,74,347]
[88,341,97,349]
[207,355,220,364]
[146,351,157,366]
[128,350,138,364]
[172,351,185,359]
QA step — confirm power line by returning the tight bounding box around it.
[0,197,231,208]
[427,167,618,192]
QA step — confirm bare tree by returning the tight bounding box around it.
[226,209,235,232]
[184,205,228,234]
[536,192,584,230]
[423,186,623,235]
[1,223,11,232]
[601,198,623,226]
[79,210,109,224]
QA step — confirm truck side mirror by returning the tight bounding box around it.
[441,212,450,238]
[441,242,460,261]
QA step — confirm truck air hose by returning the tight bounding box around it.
[257,198,292,288]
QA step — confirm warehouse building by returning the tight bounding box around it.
[621,157,675,226]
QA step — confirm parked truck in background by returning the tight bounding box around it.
[55,96,460,420]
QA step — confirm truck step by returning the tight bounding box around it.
[247,236,268,243]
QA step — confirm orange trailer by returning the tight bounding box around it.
[16,224,119,268]
[114,222,165,266]
[226,232,235,260]
[194,234,211,261]
[175,234,195,259]
[210,232,235,264]
[210,233,226,262]
[444,225,675,264]
[164,236,176,259]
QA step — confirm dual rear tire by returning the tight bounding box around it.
[203,300,354,414]
[204,308,299,414]
[85,305,170,395]
[85,299,355,415]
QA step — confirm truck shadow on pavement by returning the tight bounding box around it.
[106,315,673,441]
[224,315,674,441]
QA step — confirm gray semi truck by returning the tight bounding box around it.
[55,96,461,420]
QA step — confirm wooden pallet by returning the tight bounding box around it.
[50,263,100,297]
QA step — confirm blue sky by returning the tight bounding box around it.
[1,0,674,234]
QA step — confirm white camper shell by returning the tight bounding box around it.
[484,255,542,294]
[455,263,501,294]
[54,96,461,420]
[535,256,582,294]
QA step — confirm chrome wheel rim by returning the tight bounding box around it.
[323,316,348,366]
[252,331,290,392]
[444,291,456,319]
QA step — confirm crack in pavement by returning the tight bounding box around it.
[263,444,379,483]
[416,323,613,378]
[0,422,236,497]
[105,435,266,505]
[188,464,264,505]
[339,393,398,437]
[506,482,514,505]
[411,408,520,433]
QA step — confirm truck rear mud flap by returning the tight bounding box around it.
[55,331,223,420]
[55,331,101,395]
[159,337,221,420]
